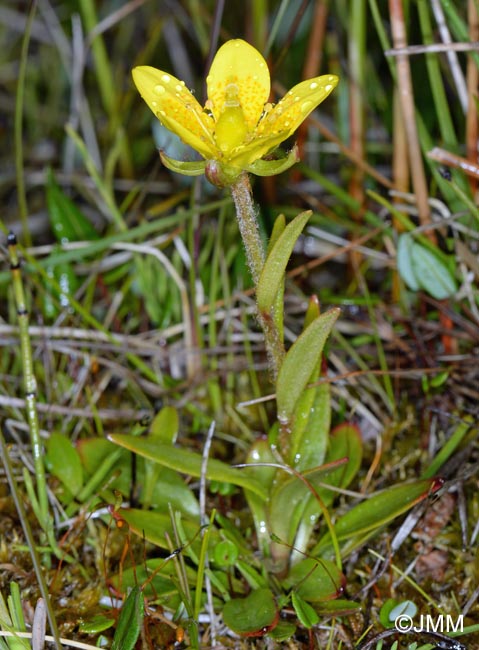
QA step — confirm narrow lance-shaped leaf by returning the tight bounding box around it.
[276,308,340,425]
[410,241,457,299]
[267,214,286,343]
[111,586,144,650]
[313,478,443,557]
[256,211,312,314]
[46,169,99,243]
[108,434,268,500]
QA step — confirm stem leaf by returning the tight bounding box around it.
[276,308,340,424]
[256,211,311,314]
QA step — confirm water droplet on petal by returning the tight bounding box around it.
[310,81,318,90]
[151,100,157,107]
[161,74,171,83]
[154,84,165,95]
[301,100,313,113]
[175,84,182,92]
[325,84,333,92]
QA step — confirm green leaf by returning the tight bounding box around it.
[78,438,200,517]
[397,234,420,291]
[149,406,179,444]
[313,478,442,557]
[46,432,83,497]
[269,458,348,553]
[323,423,362,491]
[266,621,296,642]
[256,211,312,314]
[313,599,362,615]
[291,592,319,628]
[284,558,345,602]
[108,434,268,500]
[276,308,340,424]
[379,598,400,627]
[118,508,206,550]
[46,169,99,243]
[236,559,269,590]
[410,241,457,299]
[222,588,278,636]
[397,234,457,299]
[111,586,144,650]
[290,424,362,558]
[79,615,115,634]
[213,540,239,567]
[243,438,278,554]
[267,214,286,342]
[290,382,330,471]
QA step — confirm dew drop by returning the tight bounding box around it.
[158,110,166,116]
[154,84,165,95]
[325,84,333,92]
[175,84,183,92]
[310,81,318,90]
[301,100,313,113]
[151,100,157,107]
[161,74,171,83]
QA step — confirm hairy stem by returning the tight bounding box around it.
[230,173,284,378]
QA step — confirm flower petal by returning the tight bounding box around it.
[207,39,270,131]
[223,128,299,167]
[132,66,217,159]
[259,74,339,141]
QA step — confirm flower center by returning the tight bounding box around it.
[214,83,248,156]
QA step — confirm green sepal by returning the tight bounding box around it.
[245,145,299,176]
[160,150,206,176]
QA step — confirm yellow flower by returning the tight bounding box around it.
[132,39,338,186]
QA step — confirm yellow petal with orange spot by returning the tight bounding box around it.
[207,39,270,131]
[259,74,339,141]
[132,66,217,159]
